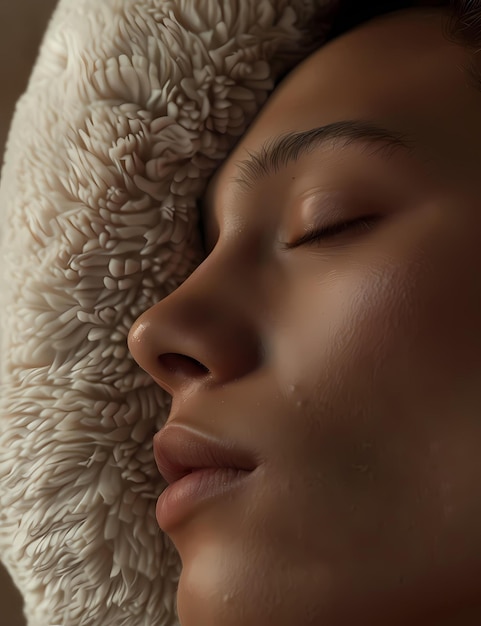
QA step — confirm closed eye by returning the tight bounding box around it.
[281,215,381,250]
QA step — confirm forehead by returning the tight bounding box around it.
[204,7,481,210]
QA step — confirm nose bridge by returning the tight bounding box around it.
[128,244,263,390]
[182,242,252,310]
[161,239,259,333]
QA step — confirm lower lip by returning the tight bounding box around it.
[156,467,252,531]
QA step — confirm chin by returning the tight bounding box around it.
[175,540,251,626]
[174,540,328,626]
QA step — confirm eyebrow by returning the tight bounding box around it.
[231,119,423,192]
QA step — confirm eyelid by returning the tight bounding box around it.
[280,215,381,250]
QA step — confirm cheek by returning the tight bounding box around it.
[274,209,481,528]
[275,198,481,414]
[273,253,412,400]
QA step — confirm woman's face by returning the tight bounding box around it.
[128,8,481,626]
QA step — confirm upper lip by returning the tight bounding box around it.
[153,423,258,484]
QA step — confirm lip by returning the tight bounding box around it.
[153,423,258,530]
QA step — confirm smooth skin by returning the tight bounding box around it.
[129,7,481,625]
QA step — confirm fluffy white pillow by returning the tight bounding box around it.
[0,1,332,624]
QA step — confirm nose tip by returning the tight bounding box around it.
[127,284,262,396]
[128,314,209,392]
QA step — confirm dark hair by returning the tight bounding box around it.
[324,0,448,40]
[448,1,481,87]
[320,0,481,87]
[447,0,481,49]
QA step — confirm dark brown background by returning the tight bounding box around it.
[1,1,59,623]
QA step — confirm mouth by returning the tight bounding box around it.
[153,423,258,531]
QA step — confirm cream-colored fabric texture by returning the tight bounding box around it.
[0,0,332,624]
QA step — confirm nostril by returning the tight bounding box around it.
[159,353,210,379]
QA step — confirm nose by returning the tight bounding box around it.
[127,255,263,396]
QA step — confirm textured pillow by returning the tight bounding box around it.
[0,1,333,624]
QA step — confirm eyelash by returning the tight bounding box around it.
[285,215,380,249]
